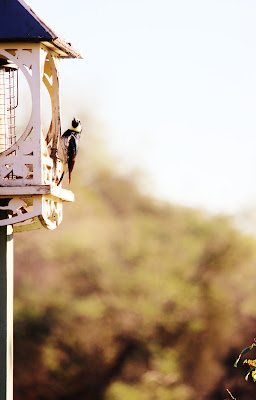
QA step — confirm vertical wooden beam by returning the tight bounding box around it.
[0,202,13,400]
[32,45,43,184]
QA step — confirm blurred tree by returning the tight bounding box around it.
[13,112,256,399]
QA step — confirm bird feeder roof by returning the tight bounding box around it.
[0,0,82,59]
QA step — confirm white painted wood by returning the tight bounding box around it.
[0,43,64,187]
[6,225,13,400]
[0,43,69,230]
[0,220,13,400]
[13,216,42,233]
[0,41,79,231]
[32,45,43,184]
[0,185,74,201]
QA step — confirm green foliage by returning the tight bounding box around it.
[234,340,256,382]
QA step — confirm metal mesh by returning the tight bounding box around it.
[0,66,18,153]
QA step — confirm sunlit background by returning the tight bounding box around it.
[11,1,256,400]
[29,0,256,214]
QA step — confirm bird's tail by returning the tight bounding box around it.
[57,172,64,186]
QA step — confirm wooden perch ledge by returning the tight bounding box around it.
[0,185,75,202]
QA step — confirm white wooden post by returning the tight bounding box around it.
[0,203,13,400]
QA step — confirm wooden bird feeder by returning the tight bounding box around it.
[0,1,83,399]
[0,0,82,232]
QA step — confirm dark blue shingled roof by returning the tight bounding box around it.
[0,0,82,58]
[0,0,55,41]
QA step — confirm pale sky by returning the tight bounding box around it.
[29,0,256,214]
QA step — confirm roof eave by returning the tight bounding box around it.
[52,38,83,59]
[17,0,83,59]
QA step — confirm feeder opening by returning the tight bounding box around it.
[0,58,18,153]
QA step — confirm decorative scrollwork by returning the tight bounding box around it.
[0,194,63,231]
[40,196,63,229]
[0,45,74,231]
[0,47,62,187]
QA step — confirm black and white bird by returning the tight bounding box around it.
[58,118,82,185]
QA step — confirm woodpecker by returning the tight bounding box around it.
[58,118,82,185]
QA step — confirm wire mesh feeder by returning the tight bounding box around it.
[0,46,75,231]
[0,58,18,154]
[0,0,82,232]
